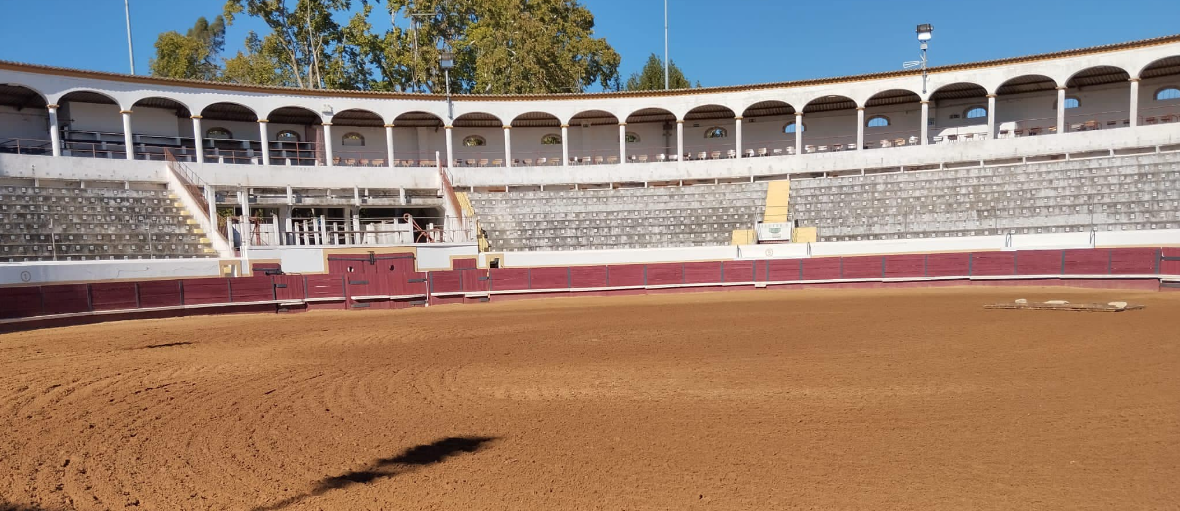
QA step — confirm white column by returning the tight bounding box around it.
[794,113,803,154]
[343,207,353,245]
[855,108,865,150]
[323,123,334,166]
[503,126,512,167]
[121,110,134,160]
[258,120,270,166]
[385,124,395,167]
[1129,78,1140,127]
[444,125,454,167]
[561,125,569,166]
[47,105,61,157]
[734,117,743,158]
[920,101,930,145]
[618,123,627,163]
[191,116,204,163]
[1056,87,1067,134]
[676,120,684,161]
[986,95,997,139]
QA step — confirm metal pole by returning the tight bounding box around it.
[920,43,928,95]
[124,0,135,74]
[445,68,453,120]
[664,0,669,90]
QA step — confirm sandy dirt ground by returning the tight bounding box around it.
[1,287,1178,510]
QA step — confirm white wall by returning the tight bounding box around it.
[0,259,223,286]
[0,105,49,141]
[62,102,121,133]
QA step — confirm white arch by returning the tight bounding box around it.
[130,95,196,115]
[1062,65,1131,88]
[52,88,124,110]
[263,105,323,124]
[1138,55,1180,79]
[1,82,50,105]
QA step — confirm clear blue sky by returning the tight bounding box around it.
[0,0,1175,88]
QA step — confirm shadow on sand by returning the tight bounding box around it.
[252,435,498,510]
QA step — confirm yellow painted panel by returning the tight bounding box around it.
[731,229,756,245]
[763,180,791,223]
[793,226,817,243]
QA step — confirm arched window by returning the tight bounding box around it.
[965,107,988,119]
[205,127,232,140]
[463,135,486,147]
[704,127,727,138]
[1053,97,1081,110]
[783,122,805,134]
[275,130,300,142]
[341,132,365,147]
[541,133,562,145]
[625,132,640,143]
[866,116,890,127]
[1156,87,1180,101]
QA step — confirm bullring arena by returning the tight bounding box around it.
[3,14,1180,510]
[2,287,1178,510]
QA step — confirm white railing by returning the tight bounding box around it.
[228,215,476,249]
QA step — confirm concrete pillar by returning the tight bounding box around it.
[47,105,61,157]
[258,120,270,165]
[203,186,216,226]
[561,125,569,166]
[986,95,997,139]
[323,123,334,166]
[856,108,865,150]
[239,189,251,248]
[618,123,627,163]
[503,126,512,167]
[920,101,930,145]
[283,207,293,246]
[1129,78,1140,127]
[191,116,204,163]
[676,120,684,161]
[352,209,361,244]
[384,124,395,167]
[343,207,353,245]
[794,113,803,154]
[734,117,743,158]
[121,110,134,160]
[319,214,328,245]
[1056,87,1067,134]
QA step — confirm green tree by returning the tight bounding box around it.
[221,31,296,86]
[625,53,693,91]
[223,0,367,89]
[148,16,227,81]
[352,0,621,94]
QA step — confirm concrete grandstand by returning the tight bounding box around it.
[1,33,1180,327]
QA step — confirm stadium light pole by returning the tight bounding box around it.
[440,50,454,120]
[916,24,933,94]
[664,0,669,90]
[124,0,135,74]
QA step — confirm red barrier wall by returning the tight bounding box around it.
[89,282,138,311]
[2,246,1174,331]
[570,266,608,288]
[137,280,183,308]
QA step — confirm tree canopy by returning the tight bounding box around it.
[625,53,696,91]
[149,0,622,94]
[148,16,227,81]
